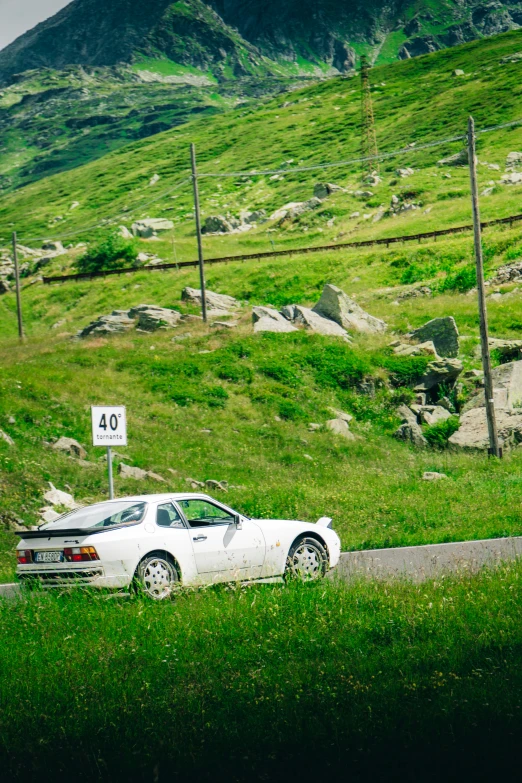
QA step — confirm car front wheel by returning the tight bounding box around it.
[137,555,179,600]
[286,537,328,582]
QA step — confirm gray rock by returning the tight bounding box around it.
[450,360,522,450]
[327,407,353,423]
[52,437,87,460]
[410,317,459,358]
[42,240,64,253]
[243,210,267,224]
[77,311,135,338]
[422,472,448,481]
[326,419,355,439]
[130,305,180,331]
[185,477,205,489]
[181,287,240,313]
[437,150,468,166]
[0,429,14,446]
[414,358,463,392]
[491,261,522,284]
[313,284,386,334]
[280,305,297,321]
[254,316,298,334]
[501,172,522,185]
[211,321,238,329]
[488,338,522,363]
[449,407,522,450]
[293,306,350,339]
[393,341,439,359]
[131,219,173,237]
[420,406,452,426]
[205,479,228,492]
[506,151,522,169]
[43,482,77,509]
[252,306,286,324]
[396,405,418,425]
[118,225,133,239]
[313,183,345,199]
[393,422,428,448]
[118,463,148,480]
[202,215,233,234]
[0,279,10,294]
[147,471,166,483]
[463,360,522,413]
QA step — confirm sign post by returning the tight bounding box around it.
[91,406,127,499]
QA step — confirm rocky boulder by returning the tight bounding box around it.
[393,422,428,448]
[449,360,522,449]
[52,437,87,459]
[501,172,522,185]
[129,304,181,331]
[326,418,355,440]
[0,279,10,294]
[270,198,322,221]
[313,183,345,199]
[290,305,350,339]
[182,287,240,314]
[506,151,522,169]
[437,149,468,166]
[488,338,522,363]
[77,311,135,338]
[392,341,439,359]
[312,284,386,334]
[202,216,233,234]
[254,316,298,334]
[414,358,463,392]
[491,260,522,284]
[410,316,459,358]
[131,219,174,238]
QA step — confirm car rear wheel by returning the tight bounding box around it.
[137,555,179,600]
[286,537,328,582]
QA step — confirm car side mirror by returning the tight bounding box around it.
[234,515,243,530]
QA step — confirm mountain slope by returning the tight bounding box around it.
[1,0,522,84]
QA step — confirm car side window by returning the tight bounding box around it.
[179,499,235,529]
[156,503,185,529]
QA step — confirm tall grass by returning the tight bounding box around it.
[1,567,522,781]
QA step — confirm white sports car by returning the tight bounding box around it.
[15,494,341,598]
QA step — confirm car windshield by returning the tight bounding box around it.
[39,501,148,531]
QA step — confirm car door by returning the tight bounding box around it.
[177,497,266,581]
[154,502,196,582]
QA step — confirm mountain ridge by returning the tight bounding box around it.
[1,0,522,83]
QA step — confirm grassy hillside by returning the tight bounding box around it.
[1,30,522,253]
[3,32,522,584]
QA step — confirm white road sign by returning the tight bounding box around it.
[91,406,127,447]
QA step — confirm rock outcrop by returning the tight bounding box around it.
[414,358,463,392]
[449,360,522,449]
[312,284,386,334]
[410,317,460,358]
[131,219,174,238]
[182,287,240,315]
[77,311,135,338]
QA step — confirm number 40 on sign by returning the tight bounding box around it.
[91,406,127,446]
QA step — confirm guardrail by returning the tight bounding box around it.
[42,211,522,285]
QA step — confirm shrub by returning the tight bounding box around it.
[378,354,430,386]
[259,361,300,386]
[216,362,253,384]
[278,399,307,421]
[423,416,460,448]
[305,344,372,390]
[439,266,476,293]
[76,234,138,274]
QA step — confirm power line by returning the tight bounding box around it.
[197,116,522,179]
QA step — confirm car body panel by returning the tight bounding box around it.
[16,493,341,590]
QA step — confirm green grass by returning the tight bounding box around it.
[2,566,522,780]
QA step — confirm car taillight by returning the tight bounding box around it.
[64,546,99,563]
[17,550,33,564]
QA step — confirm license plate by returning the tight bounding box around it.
[35,551,63,563]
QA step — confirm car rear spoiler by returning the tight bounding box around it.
[13,527,108,540]
[316,517,333,529]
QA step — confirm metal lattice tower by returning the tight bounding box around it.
[360,56,379,176]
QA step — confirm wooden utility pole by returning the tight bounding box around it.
[360,56,379,177]
[190,143,207,322]
[11,232,24,341]
[467,116,501,457]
